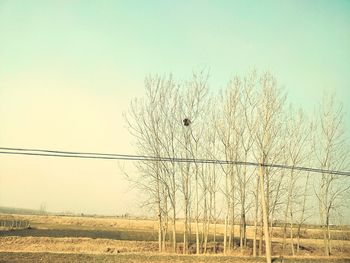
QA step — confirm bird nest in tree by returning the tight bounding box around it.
[183,118,191,126]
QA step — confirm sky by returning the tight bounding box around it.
[0,1,349,216]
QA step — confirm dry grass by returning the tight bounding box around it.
[1,213,349,259]
[2,213,349,240]
[0,236,158,254]
[0,252,349,263]
[0,214,159,231]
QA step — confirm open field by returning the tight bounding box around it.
[1,252,350,263]
[2,214,349,240]
[0,213,349,262]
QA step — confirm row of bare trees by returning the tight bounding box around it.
[125,71,349,260]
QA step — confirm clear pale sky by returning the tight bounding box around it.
[0,1,349,215]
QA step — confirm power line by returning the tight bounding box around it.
[0,147,349,177]
[0,147,149,159]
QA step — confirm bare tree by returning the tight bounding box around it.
[125,75,177,252]
[315,93,349,256]
[177,71,209,254]
[217,78,241,254]
[281,107,310,255]
[237,72,258,254]
[202,102,222,253]
[251,72,286,263]
[125,71,349,260]
[157,81,180,253]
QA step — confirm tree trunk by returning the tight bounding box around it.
[195,169,200,254]
[224,216,228,254]
[158,211,162,252]
[230,204,235,250]
[290,212,294,256]
[213,189,217,253]
[259,164,272,263]
[297,173,309,254]
[156,164,163,252]
[296,224,301,254]
[203,190,208,254]
[172,209,176,253]
[253,176,260,257]
[183,195,188,254]
[259,210,263,256]
[327,220,331,255]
